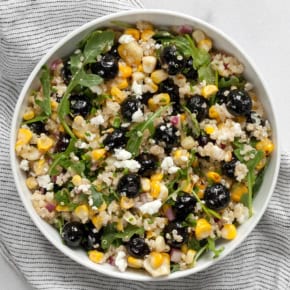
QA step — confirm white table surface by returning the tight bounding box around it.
[1,0,290,289]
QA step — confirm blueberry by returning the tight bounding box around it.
[182,57,197,80]
[126,235,150,258]
[159,78,181,113]
[161,46,185,75]
[246,111,264,126]
[204,184,230,211]
[135,153,157,177]
[69,94,92,117]
[61,59,72,85]
[164,221,188,248]
[103,128,128,151]
[198,134,210,146]
[140,92,153,105]
[121,96,142,121]
[173,194,197,220]
[117,173,141,198]
[221,158,237,179]
[186,95,209,121]
[54,134,71,153]
[226,89,252,116]
[62,222,84,248]
[81,222,103,251]
[216,89,230,105]
[28,121,46,135]
[154,123,179,152]
[91,53,118,80]
[108,45,120,58]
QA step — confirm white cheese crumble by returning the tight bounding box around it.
[118,34,135,44]
[113,160,141,173]
[131,80,143,95]
[115,251,128,272]
[37,175,53,190]
[234,161,248,182]
[77,184,91,193]
[90,114,105,126]
[89,85,103,95]
[20,159,29,171]
[161,157,180,174]
[131,108,144,122]
[114,148,132,161]
[75,140,89,149]
[138,199,162,215]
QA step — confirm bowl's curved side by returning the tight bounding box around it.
[10,9,281,281]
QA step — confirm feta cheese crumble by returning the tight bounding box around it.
[113,160,141,173]
[37,175,53,191]
[90,114,105,126]
[20,159,29,171]
[118,34,135,44]
[138,199,162,215]
[131,108,144,122]
[115,251,128,272]
[161,157,180,174]
[114,148,132,161]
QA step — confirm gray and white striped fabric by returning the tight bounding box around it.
[0,1,290,289]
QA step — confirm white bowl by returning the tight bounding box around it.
[10,9,281,281]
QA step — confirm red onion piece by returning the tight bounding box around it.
[178,25,193,35]
[45,203,56,212]
[170,115,179,126]
[50,59,62,71]
[108,256,115,266]
[170,248,182,263]
[165,206,176,221]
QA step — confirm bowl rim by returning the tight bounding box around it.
[10,8,281,281]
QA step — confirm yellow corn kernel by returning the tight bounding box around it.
[141,29,155,41]
[141,177,151,192]
[197,182,206,199]
[72,175,82,186]
[151,69,168,84]
[116,77,129,90]
[116,219,124,232]
[146,230,156,239]
[33,159,47,175]
[148,93,170,111]
[198,38,213,52]
[181,244,188,254]
[51,112,58,121]
[58,124,64,132]
[37,135,53,153]
[91,215,103,231]
[185,249,197,264]
[23,110,35,121]
[99,202,107,212]
[118,63,132,78]
[73,129,85,139]
[150,180,161,198]
[120,196,134,209]
[110,86,126,103]
[137,64,143,72]
[118,42,143,66]
[221,224,237,240]
[74,204,89,223]
[51,100,58,111]
[88,250,104,264]
[26,176,37,190]
[204,125,215,135]
[91,148,106,161]
[55,205,70,212]
[195,218,212,240]
[16,128,33,147]
[150,252,163,269]
[231,183,248,202]
[180,113,186,122]
[151,173,163,181]
[145,82,159,94]
[209,106,220,120]
[124,28,140,40]
[173,149,183,159]
[256,138,274,155]
[127,256,143,269]
[201,85,218,98]
[181,180,193,194]
[207,171,222,183]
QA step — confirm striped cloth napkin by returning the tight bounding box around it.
[0,1,289,289]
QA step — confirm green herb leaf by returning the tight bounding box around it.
[182,105,200,137]
[55,188,70,205]
[78,70,103,87]
[170,263,180,273]
[219,76,245,89]
[70,161,86,175]
[91,186,104,208]
[187,237,201,251]
[198,64,216,84]
[22,115,48,124]
[112,116,121,128]
[36,66,51,116]
[126,105,169,157]
[207,237,224,258]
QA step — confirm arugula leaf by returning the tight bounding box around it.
[198,64,216,84]
[58,31,115,137]
[253,166,266,195]
[187,236,201,251]
[112,116,121,128]
[101,224,144,251]
[207,237,224,258]
[54,216,64,235]
[126,105,169,157]
[192,189,222,219]
[35,66,51,117]
[90,186,104,208]
[70,161,86,175]
[219,76,245,89]
[182,105,200,137]
[49,137,77,175]
[23,115,48,124]
[170,263,180,273]
[55,188,70,205]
